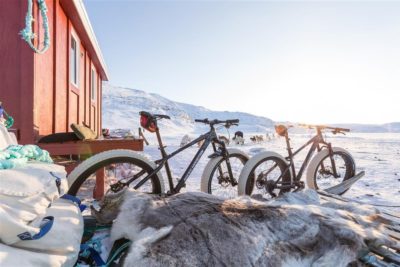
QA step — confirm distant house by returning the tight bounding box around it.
[0,0,109,144]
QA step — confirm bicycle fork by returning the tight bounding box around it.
[211,142,237,186]
[327,144,340,178]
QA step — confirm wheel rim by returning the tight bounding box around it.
[314,152,353,190]
[246,157,289,200]
[208,154,247,199]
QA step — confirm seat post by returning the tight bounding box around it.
[155,127,167,157]
[155,126,175,191]
[284,132,292,157]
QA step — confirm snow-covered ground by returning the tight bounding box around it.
[88,84,400,263]
[140,130,400,209]
[102,84,399,209]
[83,130,399,264]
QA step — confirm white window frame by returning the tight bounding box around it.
[91,67,97,102]
[70,30,80,87]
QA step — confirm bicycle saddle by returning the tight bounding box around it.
[153,114,171,120]
[139,111,170,133]
[275,125,288,137]
[139,111,170,120]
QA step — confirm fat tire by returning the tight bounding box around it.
[67,149,165,196]
[306,147,355,191]
[200,148,249,194]
[238,151,291,196]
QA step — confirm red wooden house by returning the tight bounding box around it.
[0,0,108,144]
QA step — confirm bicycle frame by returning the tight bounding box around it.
[132,125,231,194]
[276,129,338,188]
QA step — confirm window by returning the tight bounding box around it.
[91,68,97,101]
[70,35,79,86]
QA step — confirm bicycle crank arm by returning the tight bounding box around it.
[110,169,147,192]
[274,181,304,190]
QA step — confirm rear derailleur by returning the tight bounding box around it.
[256,177,277,198]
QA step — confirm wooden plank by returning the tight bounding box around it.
[54,2,68,133]
[78,42,86,125]
[34,0,55,138]
[359,252,391,267]
[370,246,400,265]
[324,171,365,195]
[94,168,105,200]
[38,139,144,156]
[386,229,400,242]
[383,211,400,220]
[0,0,35,144]
[59,0,108,81]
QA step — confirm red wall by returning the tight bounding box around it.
[34,0,55,137]
[0,0,103,144]
[54,2,69,133]
[0,1,35,144]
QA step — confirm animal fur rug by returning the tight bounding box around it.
[96,189,398,267]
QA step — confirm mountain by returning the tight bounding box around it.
[102,84,274,135]
[102,84,400,134]
[330,123,400,133]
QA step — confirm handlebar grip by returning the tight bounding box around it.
[338,128,350,132]
[195,119,208,123]
[227,119,239,124]
[157,114,171,119]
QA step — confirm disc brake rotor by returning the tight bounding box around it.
[318,166,334,178]
[255,172,267,189]
[218,172,231,188]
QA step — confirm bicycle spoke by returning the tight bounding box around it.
[209,156,246,199]
[315,153,351,190]
[249,158,288,200]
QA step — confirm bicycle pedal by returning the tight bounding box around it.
[293,181,305,191]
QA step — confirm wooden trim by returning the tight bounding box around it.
[19,1,35,144]
[71,83,79,95]
[69,28,80,88]
[97,76,103,135]
[84,50,87,123]
[66,19,70,131]
[90,65,97,106]
[59,0,108,80]
[38,139,144,156]
[52,0,58,133]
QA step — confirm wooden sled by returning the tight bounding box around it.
[324,171,365,195]
[318,190,400,266]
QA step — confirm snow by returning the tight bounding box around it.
[102,83,274,136]
[81,130,400,264]
[88,84,400,263]
[140,131,400,209]
[102,84,399,209]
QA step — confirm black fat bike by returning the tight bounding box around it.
[238,124,358,199]
[67,111,249,200]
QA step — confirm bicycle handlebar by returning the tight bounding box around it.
[195,118,239,127]
[298,123,350,134]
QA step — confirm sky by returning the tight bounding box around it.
[84,0,400,124]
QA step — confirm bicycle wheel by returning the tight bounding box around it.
[238,151,291,199]
[67,150,164,201]
[306,147,355,192]
[201,148,249,199]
